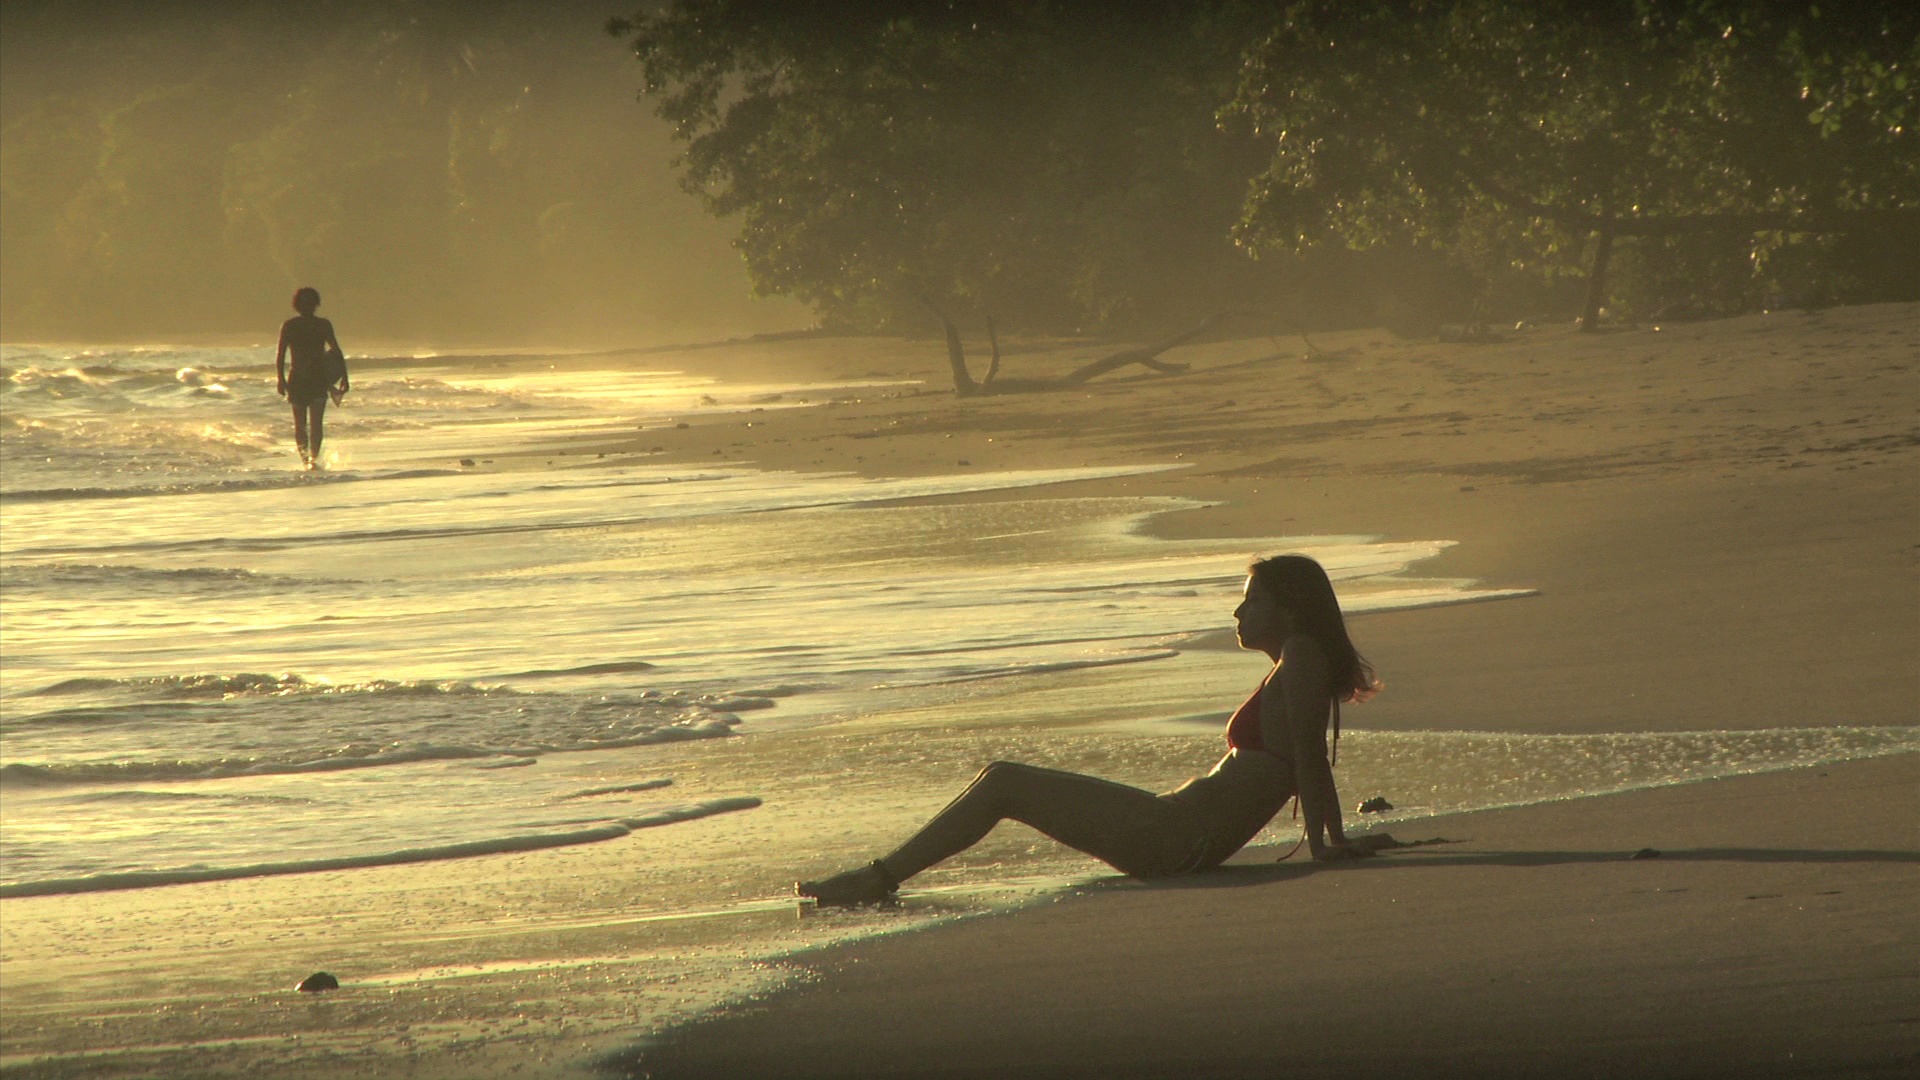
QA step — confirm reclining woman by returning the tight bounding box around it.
[799,553,1381,907]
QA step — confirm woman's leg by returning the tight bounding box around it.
[799,762,1207,905]
[290,402,310,462]
[881,761,1204,880]
[306,397,327,463]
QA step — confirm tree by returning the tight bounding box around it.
[609,2,1280,333]
[924,300,1224,395]
[1227,0,1920,328]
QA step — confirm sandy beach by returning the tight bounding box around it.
[2,303,1914,1078]
[629,753,1920,1080]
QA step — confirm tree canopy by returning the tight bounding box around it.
[614,0,1918,333]
[1228,0,1920,322]
[611,3,1292,332]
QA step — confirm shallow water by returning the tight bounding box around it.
[4,341,1913,1075]
[1,343,1535,896]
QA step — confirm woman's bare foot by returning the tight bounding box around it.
[796,861,897,907]
[1311,842,1373,862]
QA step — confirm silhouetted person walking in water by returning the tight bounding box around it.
[798,554,1381,907]
[276,287,348,468]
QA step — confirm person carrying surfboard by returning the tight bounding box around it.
[275,287,349,468]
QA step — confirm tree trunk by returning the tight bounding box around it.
[924,307,1228,396]
[921,299,979,395]
[1578,217,1615,332]
[983,316,1002,387]
[1059,313,1224,383]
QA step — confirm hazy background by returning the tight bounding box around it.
[6,1,1911,349]
[0,0,808,347]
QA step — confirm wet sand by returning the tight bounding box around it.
[598,303,1919,1080]
[611,304,1917,739]
[626,753,1920,1080]
[3,303,1915,1077]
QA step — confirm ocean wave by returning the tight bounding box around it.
[22,672,504,700]
[0,468,459,504]
[557,778,674,800]
[2,411,275,448]
[0,746,500,785]
[36,788,315,806]
[4,365,113,395]
[17,672,773,707]
[0,795,761,898]
[0,720,739,784]
[0,345,271,375]
[499,660,658,679]
[1,369,263,422]
[2,679,752,784]
[0,563,308,594]
[873,650,1183,688]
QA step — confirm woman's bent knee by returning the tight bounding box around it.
[972,760,1046,797]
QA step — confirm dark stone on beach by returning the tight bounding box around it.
[1356,796,1394,814]
[296,971,339,992]
[459,458,475,467]
[1630,848,1662,860]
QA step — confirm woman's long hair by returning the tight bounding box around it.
[1249,554,1380,703]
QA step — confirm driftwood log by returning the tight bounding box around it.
[924,301,1227,396]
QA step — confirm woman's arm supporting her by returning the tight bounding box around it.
[1262,635,1353,858]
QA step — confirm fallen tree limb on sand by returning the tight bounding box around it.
[924,300,1227,396]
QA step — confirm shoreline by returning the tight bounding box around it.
[580,300,1920,1077]
[1,303,1913,1078]
[577,303,1916,737]
[627,752,1920,1080]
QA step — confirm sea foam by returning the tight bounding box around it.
[0,796,761,898]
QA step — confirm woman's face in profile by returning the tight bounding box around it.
[1233,575,1292,654]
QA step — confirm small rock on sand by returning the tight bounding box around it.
[296,972,339,992]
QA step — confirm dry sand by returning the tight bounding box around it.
[2,303,1914,1078]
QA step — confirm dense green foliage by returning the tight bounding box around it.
[6,2,1910,340]
[612,3,1298,332]
[615,1,1917,332]
[1229,0,1920,320]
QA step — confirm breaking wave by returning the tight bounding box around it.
[0,795,762,898]
[2,674,764,785]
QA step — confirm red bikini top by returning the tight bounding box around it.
[1224,682,1266,751]
[1225,674,1342,762]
